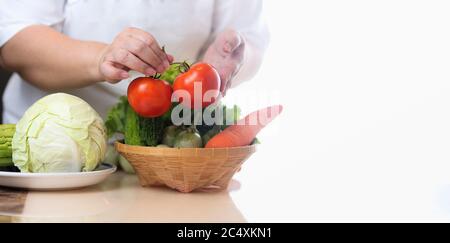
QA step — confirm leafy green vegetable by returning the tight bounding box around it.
[105,96,128,137]
[12,93,107,172]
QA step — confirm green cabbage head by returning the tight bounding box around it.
[12,93,107,173]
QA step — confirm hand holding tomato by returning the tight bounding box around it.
[98,27,173,83]
[203,29,245,95]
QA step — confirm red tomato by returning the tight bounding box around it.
[173,63,221,109]
[127,77,172,118]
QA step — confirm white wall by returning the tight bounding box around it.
[229,0,450,222]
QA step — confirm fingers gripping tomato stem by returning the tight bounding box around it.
[146,46,171,79]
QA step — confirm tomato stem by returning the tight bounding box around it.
[149,73,162,79]
[171,61,191,73]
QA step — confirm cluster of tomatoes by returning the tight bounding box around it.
[127,63,221,118]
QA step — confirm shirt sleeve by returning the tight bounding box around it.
[212,0,270,50]
[0,0,66,47]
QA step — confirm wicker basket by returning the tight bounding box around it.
[115,142,257,193]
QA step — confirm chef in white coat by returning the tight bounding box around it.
[0,0,269,123]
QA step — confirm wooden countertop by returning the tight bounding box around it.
[0,172,246,222]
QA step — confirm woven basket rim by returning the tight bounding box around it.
[115,141,257,156]
[114,141,257,192]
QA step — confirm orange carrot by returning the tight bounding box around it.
[205,105,283,148]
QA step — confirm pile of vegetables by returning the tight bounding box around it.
[107,98,244,150]
[0,60,281,176]
[106,61,231,150]
[0,124,15,168]
[106,61,282,154]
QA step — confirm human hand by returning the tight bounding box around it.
[97,27,173,83]
[203,29,245,95]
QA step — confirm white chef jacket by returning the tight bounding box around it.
[0,0,268,123]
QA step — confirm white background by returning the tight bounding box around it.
[225,0,450,222]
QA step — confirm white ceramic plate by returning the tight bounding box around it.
[0,163,117,190]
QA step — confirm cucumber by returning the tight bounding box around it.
[0,127,15,137]
[0,150,12,158]
[0,157,13,167]
[0,137,12,143]
[0,143,11,150]
[139,116,164,147]
[124,105,142,146]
